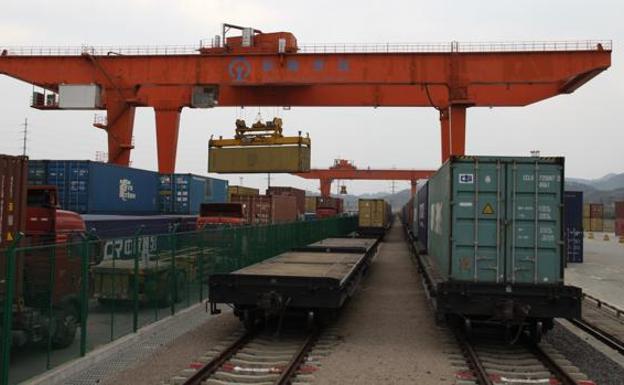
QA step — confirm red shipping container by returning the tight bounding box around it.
[616,219,624,237]
[616,201,624,220]
[266,186,306,216]
[590,203,604,218]
[230,194,297,225]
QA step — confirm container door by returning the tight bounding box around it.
[505,161,562,284]
[451,159,504,283]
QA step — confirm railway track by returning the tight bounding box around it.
[168,328,326,385]
[452,329,593,385]
[569,293,624,356]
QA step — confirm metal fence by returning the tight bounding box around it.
[0,216,357,384]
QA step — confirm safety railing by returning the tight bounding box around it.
[0,216,357,385]
[0,45,200,56]
[0,40,611,57]
[297,40,612,53]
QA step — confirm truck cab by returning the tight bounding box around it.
[15,186,87,348]
[197,203,247,229]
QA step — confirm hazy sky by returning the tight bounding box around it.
[0,0,622,194]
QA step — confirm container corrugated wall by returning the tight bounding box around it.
[358,199,388,228]
[564,191,583,263]
[28,160,160,214]
[416,181,429,253]
[0,154,28,300]
[427,156,564,285]
[305,196,317,213]
[159,174,228,215]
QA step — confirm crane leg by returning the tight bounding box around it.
[155,109,181,174]
[410,180,417,197]
[439,105,467,163]
[320,178,333,197]
[105,103,136,167]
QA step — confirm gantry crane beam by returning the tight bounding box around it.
[292,159,435,197]
[0,32,611,173]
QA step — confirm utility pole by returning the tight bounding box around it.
[390,180,396,195]
[267,173,271,189]
[20,118,28,156]
[239,176,243,186]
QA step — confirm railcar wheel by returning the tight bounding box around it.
[243,309,256,331]
[528,321,543,344]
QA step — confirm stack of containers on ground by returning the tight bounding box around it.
[228,185,259,201]
[266,186,306,218]
[158,173,228,215]
[616,201,624,236]
[230,194,298,225]
[564,191,584,263]
[603,203,615,233]
[589,203,604,232]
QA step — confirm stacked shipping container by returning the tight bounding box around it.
[230,194,298,225]
[616,201,624,236]
[159,173,228,215]
[266,186,306,217]
[564,191,583,263]
[28,160,227,216]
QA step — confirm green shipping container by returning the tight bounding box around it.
[427,156,564,285]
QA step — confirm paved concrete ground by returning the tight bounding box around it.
[565,233,624,308]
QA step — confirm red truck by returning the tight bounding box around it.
[1,155,87,348]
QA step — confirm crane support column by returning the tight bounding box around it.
[104,100,136,167]
[155,108,182,174]
[320,178,333,197]
[410,180,418,197]
[439,104,467,163]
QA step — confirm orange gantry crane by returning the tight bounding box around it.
[293,159,435,197]
[0,24,611,173]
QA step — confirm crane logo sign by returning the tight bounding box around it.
[119,179,136,201]
[229,57,251,81]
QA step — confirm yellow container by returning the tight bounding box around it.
[228,185,259,201]
[209,146,311,173]
[358,199,389,228]
[583,204,590,218]
[583,217,590,232]
[305,196,317,213]
[590,218,604,232]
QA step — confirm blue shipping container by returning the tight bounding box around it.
[159,174,228,215]
[564,191,584,263]
[28,160,160,214]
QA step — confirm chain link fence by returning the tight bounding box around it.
[0,216,357,384]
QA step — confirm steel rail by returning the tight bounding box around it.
[453,330,494,385]
[526,342,577,385]
[275,329,320,385]
[181,331,254,385]
[570,318,624,356]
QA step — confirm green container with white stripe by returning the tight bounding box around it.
[427,155,564,285]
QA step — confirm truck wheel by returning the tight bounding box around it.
[52,305,78,349]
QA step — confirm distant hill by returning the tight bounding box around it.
[567,172,624,192]
[566,172,624,204]
[306,172,624,212]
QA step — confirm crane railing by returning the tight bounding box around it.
[0,40,612,56]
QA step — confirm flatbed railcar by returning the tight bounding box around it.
[208,236,379,328]
[405,156,582,342]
